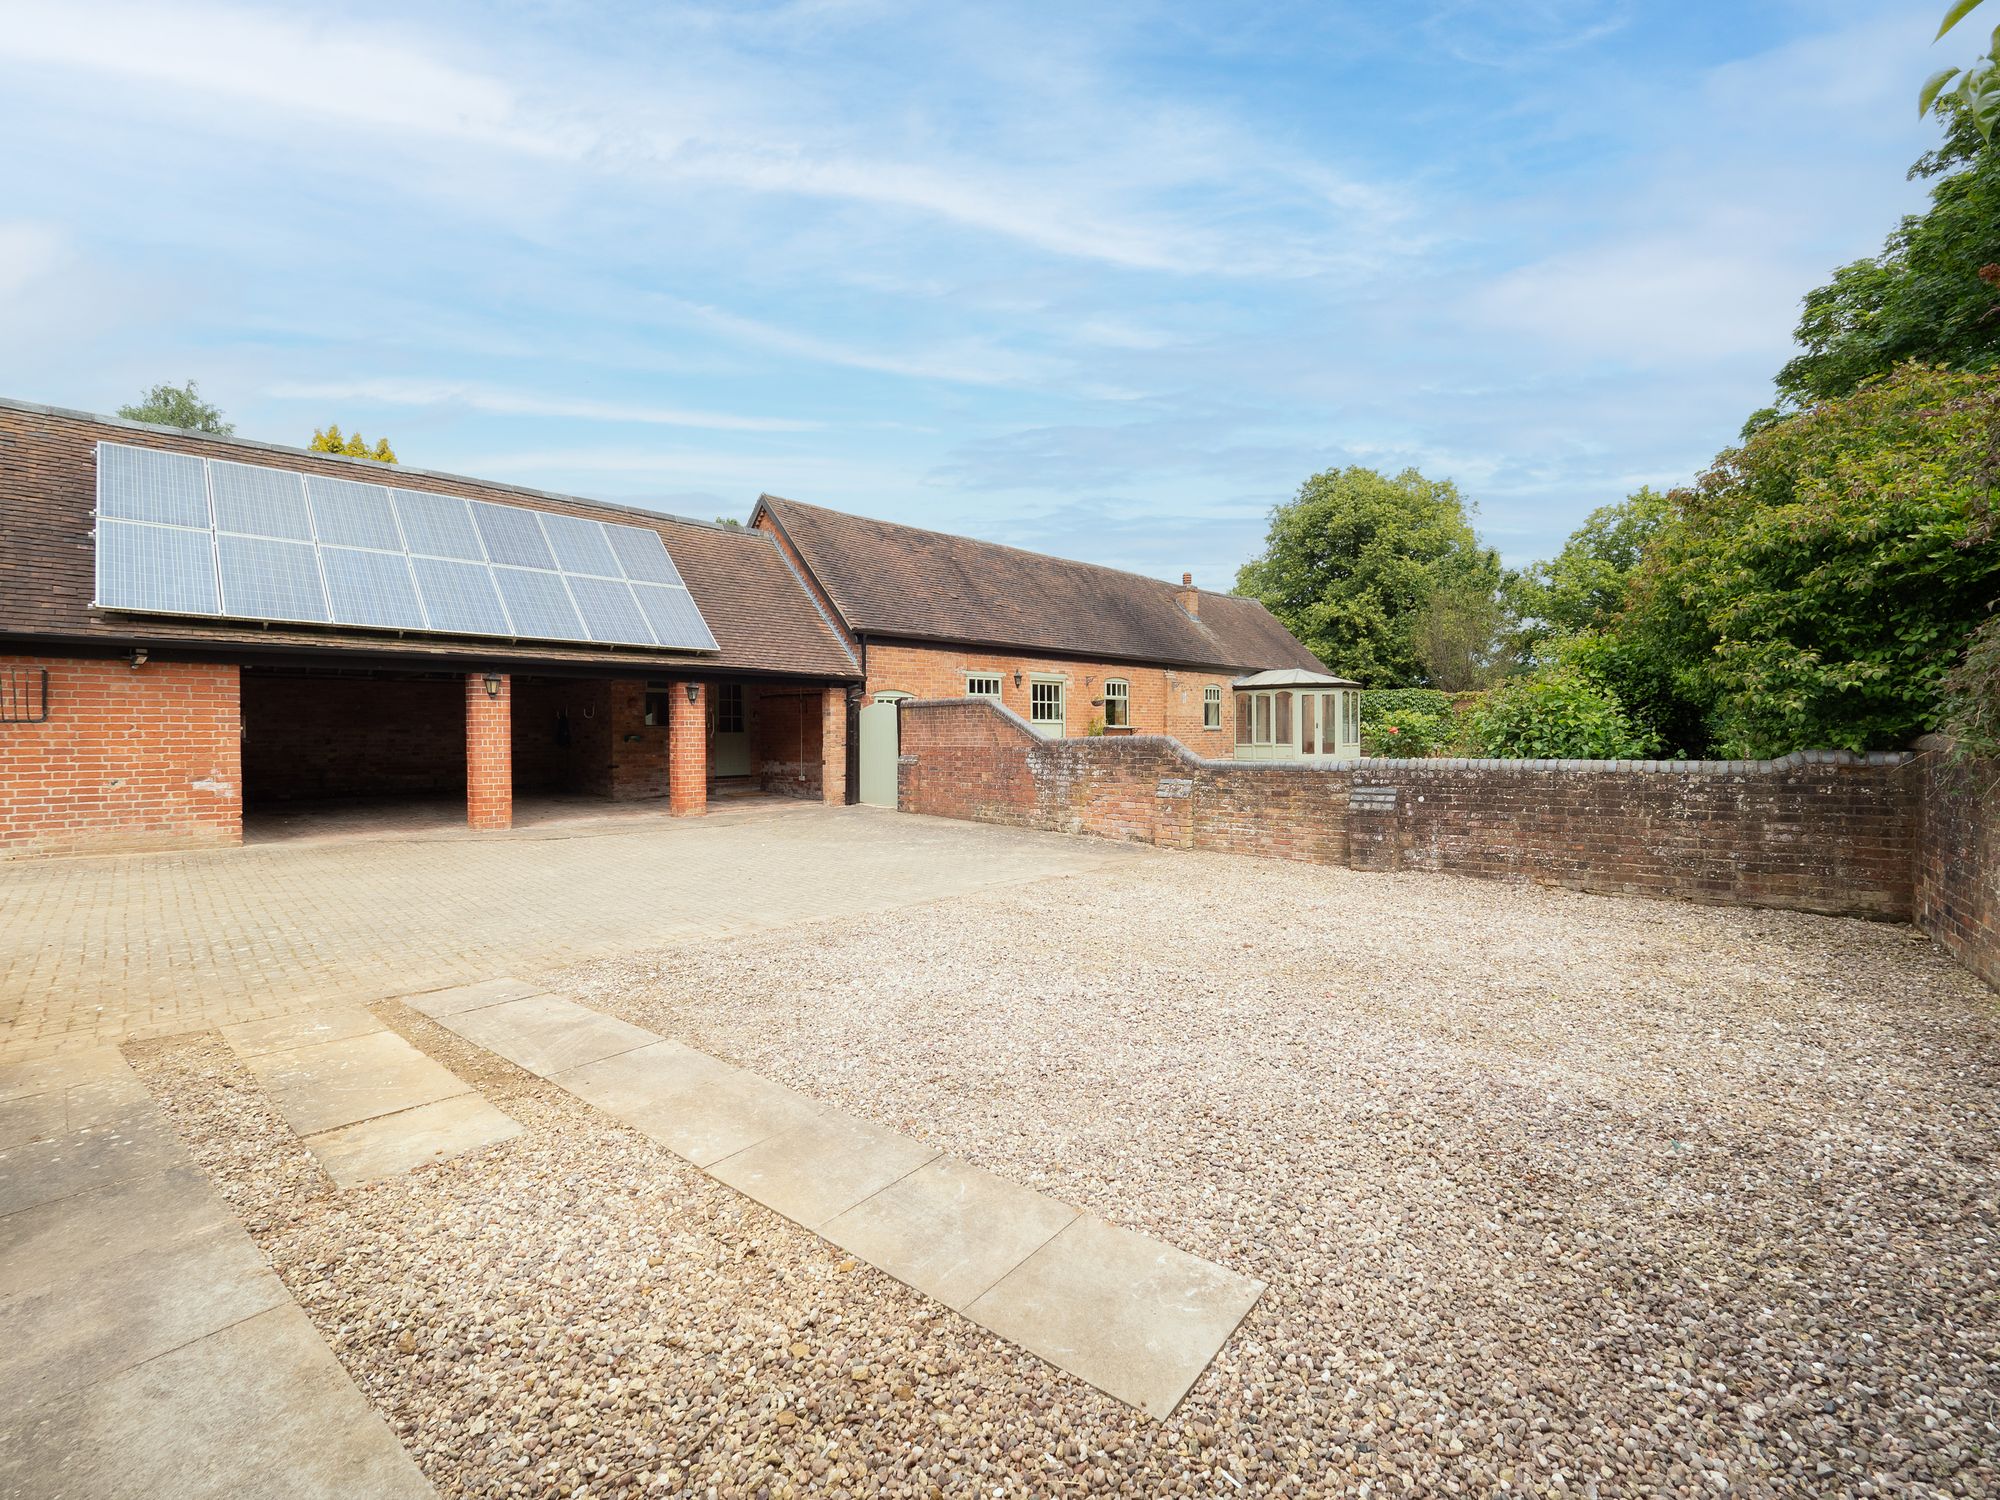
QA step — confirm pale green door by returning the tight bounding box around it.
[858,697,903,808]
[710,682,751,778]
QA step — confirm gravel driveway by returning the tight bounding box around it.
[135,844,1998,1497]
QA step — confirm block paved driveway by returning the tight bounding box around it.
[0,805,1138,1061]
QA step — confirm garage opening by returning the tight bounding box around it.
[241,666,467,840]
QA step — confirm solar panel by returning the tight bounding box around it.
[322,547,428,629]
[411,557,512,636]
[393,489,484,560]
[98,444,211,528]
[209,460,314,540]
[91,442,715,653]
[567,575,656,644]
[493,567,585,640]
[216,535,329,622]
[606,523,685,586]
[96,520,219,615]
[306,476,402,550]
[631,582,719,651]
[539,511,621,577]
[470,501,556,570]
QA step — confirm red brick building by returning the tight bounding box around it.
[0,400,859,857]
[750,496,1337,802]
[0,398,1334,854]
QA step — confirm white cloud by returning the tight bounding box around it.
[0,221,66,301]
[264,378,822,433]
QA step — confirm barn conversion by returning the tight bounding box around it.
[0,398,1333,855]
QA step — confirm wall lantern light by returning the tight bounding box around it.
[684,681,699,704]
[1013,671,1023,688]
[128,647,149,669]
[482,672,503,698]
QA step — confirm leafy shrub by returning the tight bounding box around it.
[1362,707,1451,756]
[1360,688,1453,721]
[1469,668,1663,760]
[1941,614,2000,757]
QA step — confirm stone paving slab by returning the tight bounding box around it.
[821,1156,1080,1311]
[709,1109,942,1229]
[0,1050,436,1496]
[303,1095,524,1188]
[446,995,657,1077]
[429,980,1262,1418]
[0,1224,288,1407]
[0,1048,131,1103]
[0,1303,434,1500]
[236,1030,473,1137]
[404,977,547,1019]
[964,1213,1267,1419]
[220,1005,385,1058]
[0,1112,190,1217]
[0,1164,231,1300]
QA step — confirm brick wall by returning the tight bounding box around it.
[0,653,242,857]
[1914,739,1999,989]
[512,677,669,800]
[242,672,463,801]
[898,698,1918,921]
[865,641,1233,753]
[820,686,849,805]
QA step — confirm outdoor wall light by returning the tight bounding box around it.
[127,647,149,669]
[1013,671,1023,687]
[684,681,699,704]
[482,673,502,698]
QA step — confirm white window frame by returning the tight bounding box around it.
[965,673,1003,700]
[1029,675,1066,733]
[1102,678,1129,728]
[1203,684,1222,729]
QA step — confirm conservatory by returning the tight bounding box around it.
[1232,668,1363,761]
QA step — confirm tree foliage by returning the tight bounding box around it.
[310,424,398,464]
[1618,364,2000,757]
[1504,487,1671,654]
[1774,108,2000,408]
[117,380,232,435]
[1234,466,1502,687]
[1922,0,2000,140]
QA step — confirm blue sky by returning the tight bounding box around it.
[0,0,1951,587]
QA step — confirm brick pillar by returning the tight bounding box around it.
[821,686,849,805]
[466,673,512,831]
[670,680,708,817]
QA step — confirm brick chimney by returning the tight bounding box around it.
[1176,571,1200,619]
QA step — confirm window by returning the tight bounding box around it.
[1030,678,1065,731]
[966,673,1002,700]
[1203,684,1222,730]
[1274,690,1293,746]
[1341,691,1357,745]
[643,680,671,728]
[1235,692,1252,744]
[1102,679,1129,728]
[1300,692,1318,755]
[720,680,752,736]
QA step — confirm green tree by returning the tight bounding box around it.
[1469,666,1662,761]
[1922,0,2000,139]
[1772,107,2000,408]
[117,380,232,435]
[1411,583,1515,690]
[1234,466,1502,686]
[1504,487,1672,654]
[1617,363,2000,757]
[309,424,397,464]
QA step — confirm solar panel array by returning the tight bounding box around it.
[92,443,719,653]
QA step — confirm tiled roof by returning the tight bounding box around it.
[755,495,1327,673]
[0,400,859,680]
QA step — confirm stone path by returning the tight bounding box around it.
[0,804,1137,1058]
[0,1048,433,1499]
[408,978,1264,1420]
[220,1006,519,1187]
